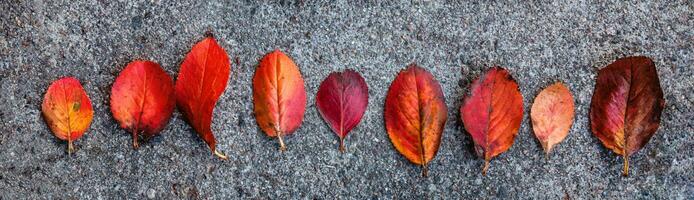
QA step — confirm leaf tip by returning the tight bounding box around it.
[204,30,214,38]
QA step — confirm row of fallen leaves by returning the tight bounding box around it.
[41,35,665,177]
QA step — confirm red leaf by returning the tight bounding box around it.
[530,82,574,155]
[385,64,447,177]
[42,77,94,154]
[316,69,369,152]
[590,56,665,176]
[252,50,307,151]
[110,60,175,149]
[460,67,523,175]
[175,36,231,159]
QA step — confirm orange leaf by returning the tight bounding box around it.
[41,77,94,154]
[384,64,447,177]
[530,82,574,155]
[111,60,175,149]
[590,56,665,176]
[252,50,307,151]
[175,36,231,159]
[460,67,523,175]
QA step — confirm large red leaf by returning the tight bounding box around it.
[530,82,574,155]
[316,69,369,152]
[385,64,447,177]
[111,60,175,149]
[460,66,523,175]
[42,77,94,154]
[175,36,231,159]
[590,56,665,176]
[253,50,307,151]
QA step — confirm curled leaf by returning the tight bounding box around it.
[316,69,369,152]
[460,67,523,175]
[175,36,231,159]
[530,82,574,155]
[110,60,175,149]
[41,77,94,154]
[384,64,447,177]
[253,50,307,151]
[590,56,665,176]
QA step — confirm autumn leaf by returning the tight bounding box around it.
[384,64,447,177]
[253,50,307,151]
[111,60,175,149]
[590,56,665,176]
[316,69,369,152]
[460,66,523,175]
[530,82,574,155]
[175,35,231,159]
[42,77,94,154]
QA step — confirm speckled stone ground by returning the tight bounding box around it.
[0,0,692,199]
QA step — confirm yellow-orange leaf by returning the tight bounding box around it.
[41,77,94,154]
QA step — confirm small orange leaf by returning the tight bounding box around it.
[460,67,523,175]
[252,50,307,151]
[41,77,94,154]
[110,60,175,149]
[384,64,447,177]
[530,82,574,155]
[175,35,231,159]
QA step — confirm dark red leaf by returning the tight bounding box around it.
[590,56,665,176]
[316,69,369,152]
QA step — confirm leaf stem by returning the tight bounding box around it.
[422,162,429,177]
[214,149,228,160]
[68,139,74,155]
[339,138,345,153]
[482,159,490,176]
[132,129,139,150]
[277,133,286,152]
[623,154,629,176]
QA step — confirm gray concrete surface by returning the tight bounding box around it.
[1,0,692,199]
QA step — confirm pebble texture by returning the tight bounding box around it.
[1,0,692,199]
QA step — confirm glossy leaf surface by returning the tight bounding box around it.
[111,60,175,149]
[590,56,665,176]
[460,67,523,175]
[384,64,447,177]
[530,82,574,155]
[175,36,230,159]
[253,50,307,151]
[316,69,369,152]
[42,77,94,154]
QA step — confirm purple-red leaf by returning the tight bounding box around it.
[316,69,369,152]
